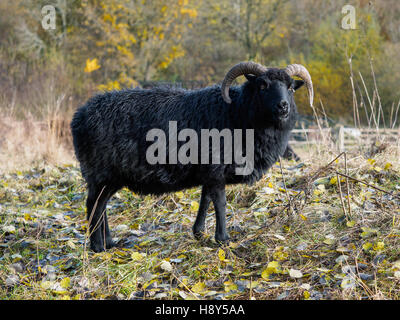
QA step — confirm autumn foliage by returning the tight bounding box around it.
[0,0,399,123]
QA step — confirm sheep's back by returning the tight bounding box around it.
[71,87,232,192]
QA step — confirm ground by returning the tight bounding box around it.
[1,147,400,300]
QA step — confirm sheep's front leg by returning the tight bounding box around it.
[209,184,229,243]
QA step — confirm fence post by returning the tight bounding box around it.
[339,126,344,152]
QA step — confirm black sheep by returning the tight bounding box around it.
[71,61,313,252]
[282,144,300,161]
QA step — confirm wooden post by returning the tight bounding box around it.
[339,126,344,152]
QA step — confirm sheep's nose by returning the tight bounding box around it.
[278,100,289,112]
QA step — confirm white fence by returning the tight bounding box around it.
[289,126,400,151]
[34,119,400,151]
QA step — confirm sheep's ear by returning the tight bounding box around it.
[256,77,268,90]
[244,74,257,82]
[294,80,304,91]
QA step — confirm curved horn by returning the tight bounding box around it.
[221,61,268,104]
[285,64,314,107]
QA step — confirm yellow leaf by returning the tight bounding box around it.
[175,191,184,199]
[361,227,378,238]
[373,241,384,251]
[261,269,270,280]
[143,279,156,290]
[178,278,189,288]
[112,258,125,264]
[261,261,281,280]
[84,58,101,73]
[246,280,259,289]
[384,163,392,170]
[41,281,52,290]
[313,189,322,196]
[223,280,237,292]
[299,214,307,221]
[190,201,199,212]
[218,249,225,261]
[191,281,206,294]
[329,176,338,185]
[53,289,68,295]
[273,247,288,261]
[362,242,373,251]
[131,251,143,261]
[60,277,71,289]
[229,242,239,249]
[346,220,356,227]
[100,252,112,260]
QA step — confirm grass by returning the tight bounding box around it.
[1,59,400,300]
[1,144,400,300]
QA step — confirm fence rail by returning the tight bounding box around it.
[338,127,400,151]
[32,119,400,151]
[290,126,400,150]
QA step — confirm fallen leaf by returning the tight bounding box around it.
[261,261,281,280]
[223,280,237,292]
[346,220,356,227]
[60,277,71,289]
[160,260,173,272]
[131,251,143,261]
[218,249,225,262]
[191,281,206,294]
[190,201,199,212]
[289,268,303,278]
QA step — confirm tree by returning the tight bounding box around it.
[79,0,198,88]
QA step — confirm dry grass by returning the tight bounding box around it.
[0,115,75,172]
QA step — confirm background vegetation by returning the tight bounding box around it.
[1,0,400,122]
[1,0,400,300]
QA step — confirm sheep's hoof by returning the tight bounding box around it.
[90,241,107,253]
[105,239,116,249]
[89,237,116,252]
[215,233,230,245]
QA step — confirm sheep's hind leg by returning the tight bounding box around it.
[86,184,118,252]
[192,185,211,239]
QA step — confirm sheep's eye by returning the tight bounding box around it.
[260,83,269,90]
